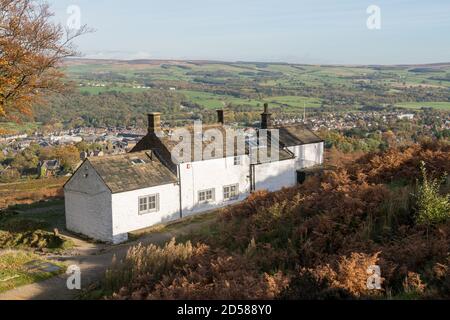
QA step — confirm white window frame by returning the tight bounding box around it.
[198,188,215,204]
[138,194,160,215]
[223,184,239,201]
[233,156,241,166]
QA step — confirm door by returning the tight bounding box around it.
[297,170,306,184]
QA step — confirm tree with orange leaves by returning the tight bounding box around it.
[0,0,89,124]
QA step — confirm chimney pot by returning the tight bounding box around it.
[216,109,225,124]
[261,104,272,129]
[147,112,162,133]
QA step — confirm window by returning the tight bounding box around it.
[139,197,148,212]
[198,189,215,203]
[223,184,239,201]
[131,158,146,165]
[138,194,159,214]
[233,156,241,166]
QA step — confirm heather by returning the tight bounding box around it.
[105,141,450,300]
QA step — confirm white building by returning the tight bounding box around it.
[64,105,324,243]
[397,113,415,120]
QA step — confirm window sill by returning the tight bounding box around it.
[138,210,158,215]
[198,200,215,205]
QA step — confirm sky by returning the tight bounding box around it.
[49,0,450,65]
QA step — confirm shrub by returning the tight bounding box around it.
[148,254,288,300]
[0,216,68,250]
[0,229,65,249]
[105,238,206,298]
[281,252,382,299]
[414,162,450,226]
[99,142,450,300]
[402,272,426,297]
[0,217,48,232]
[0,168,20,183]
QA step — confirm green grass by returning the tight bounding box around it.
[128,211,217,241]
[0,122,41,134]
[6,204,67,231]
[0,176,67,193]
[65,60,450,89]
[395,102,450,110]
[0,251,65,293]
[0,200,73,251]
[78,86,152,94]
[264,96,323,109]
[179,90,260,109]
[180,90,323,110]
[8,199,64,211]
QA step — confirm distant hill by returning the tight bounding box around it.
[24,58,450,129]
[64,58,450,69]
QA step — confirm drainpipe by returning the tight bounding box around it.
[249,163,255,192]
[177,164,183,219]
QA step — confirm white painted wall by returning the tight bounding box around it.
[254,158,297,192]
[288,142,324,169]
[179,155,251,216]
[64,161,113,242]
[111,183,180,242]
[64,142,324,244]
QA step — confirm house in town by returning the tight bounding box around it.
[64,105,324,243]
[37,160,61,178]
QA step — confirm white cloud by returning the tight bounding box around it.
[82,50,155,60]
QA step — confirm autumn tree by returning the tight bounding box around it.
[0,0,89,123]
[40,144,80,172]
[11,147,38,172]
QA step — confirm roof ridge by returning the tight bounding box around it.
[88,150,149,161]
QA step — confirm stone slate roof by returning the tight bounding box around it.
[131,124,319,165]
[160,125,248,161]
[276,125,324,147]
[40,160,60,170]
[132,124,248,165]
[87,151,177,193]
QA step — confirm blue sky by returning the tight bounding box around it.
[50,0,450,64]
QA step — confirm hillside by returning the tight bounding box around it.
[99,141,450,300]
[3,58,447,131]
[14,59,447,130]
[63,59,450,111]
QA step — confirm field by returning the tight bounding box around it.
[0,122,42,135]
[179,90,322,110]
[78,86,153,94]
[395,101,450,110]
[64,60,450,88]
[0,177,67,210]
[63,59,450,113]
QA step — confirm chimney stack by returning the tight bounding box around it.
[261,103,272,129]
[147,112,162,133]
[216,109,225,124]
